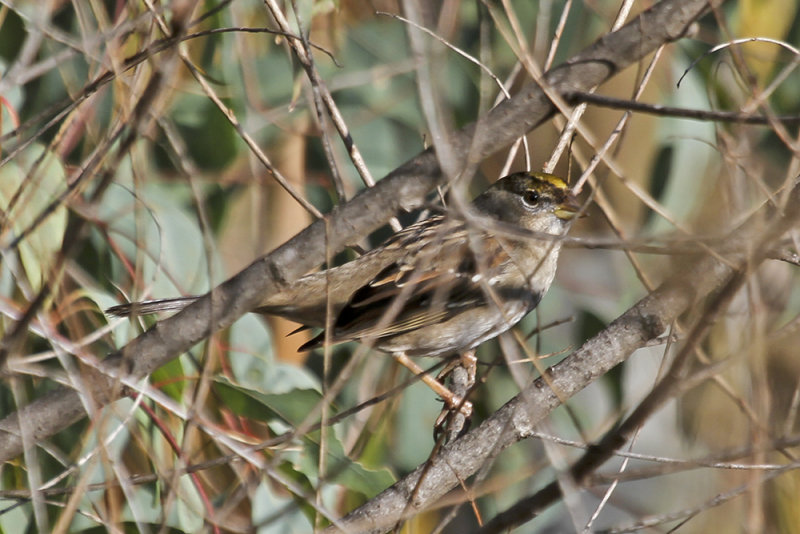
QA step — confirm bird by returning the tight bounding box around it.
[107,171,579,432]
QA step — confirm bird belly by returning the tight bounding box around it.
[374,296,537,358]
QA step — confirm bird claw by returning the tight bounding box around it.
[433,398,473,442]
[432,351,477,442]
[392,351,477,442]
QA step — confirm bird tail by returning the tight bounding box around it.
[105,296,201,317]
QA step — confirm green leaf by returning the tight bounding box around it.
[213,378,323,427]
[150,355,186,402]
[299,430,395,499]
[0,143,67,292]
[213,378,394,499]
[252,475,314,533]
[227,313,320,394]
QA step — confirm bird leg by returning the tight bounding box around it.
[431,350,478,387]
[433,350,477,441]
[392,353,473,421]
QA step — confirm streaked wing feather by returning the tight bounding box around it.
[327,221,506,343]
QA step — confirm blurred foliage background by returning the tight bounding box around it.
[1,0,800,532]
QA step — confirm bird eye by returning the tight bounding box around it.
[522,189,540,206]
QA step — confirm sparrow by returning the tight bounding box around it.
[107,171,578,429]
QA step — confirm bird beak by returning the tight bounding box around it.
[554,191,581,220]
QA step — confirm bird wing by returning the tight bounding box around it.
[298,216,509,350]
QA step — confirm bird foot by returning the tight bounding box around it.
[392,352,472,415]
[433,351,477,442]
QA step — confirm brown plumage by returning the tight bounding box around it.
[107,171,578,358]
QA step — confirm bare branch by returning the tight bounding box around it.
[0,0,716,488]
